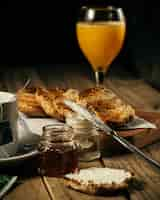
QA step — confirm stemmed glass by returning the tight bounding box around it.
[76,6,126,85]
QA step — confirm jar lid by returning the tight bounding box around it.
[42,123,74,142]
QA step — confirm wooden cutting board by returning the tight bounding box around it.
[100,111,160,155]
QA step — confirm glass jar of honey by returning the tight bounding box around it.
[38,123,78,177]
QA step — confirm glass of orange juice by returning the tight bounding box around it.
[76,6,126,85]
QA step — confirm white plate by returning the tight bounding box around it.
[0,149,39,167]
[0,111,62,167]
[0,118,39,167]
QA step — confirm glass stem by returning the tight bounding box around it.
[95,71,105,86]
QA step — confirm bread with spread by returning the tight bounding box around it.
[63,167,133,195]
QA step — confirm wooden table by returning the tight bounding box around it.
[1,65,160,200]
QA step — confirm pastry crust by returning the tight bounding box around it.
[17,86,135,126]
[63,178,129,195]
[17,88,46,117]
[80,87,135,125]
[35,87,85,120]
[35,87,65,120]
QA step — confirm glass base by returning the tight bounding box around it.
[95,71,105,85]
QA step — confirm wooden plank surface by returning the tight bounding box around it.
[106,78,160,112]
[4,177,50,200]
[0,65,160,200]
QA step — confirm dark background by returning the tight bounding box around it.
[1,0,160,86]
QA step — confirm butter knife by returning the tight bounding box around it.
[64,99,160,170]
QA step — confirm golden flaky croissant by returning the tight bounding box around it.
[35,87,68,121]
[80,87,135,125]
[35,87,85,120]
[17,87,46,117]
[17,86,135,125]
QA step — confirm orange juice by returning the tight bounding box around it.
[76,21,125,72]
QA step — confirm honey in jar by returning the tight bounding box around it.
[38,123,78,177]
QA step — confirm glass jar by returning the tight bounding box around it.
[38,123,78,177]
[66,114,100,162]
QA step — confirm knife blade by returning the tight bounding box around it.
[64,99,160,170]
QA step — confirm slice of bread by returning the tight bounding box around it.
[63,167,133,195]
